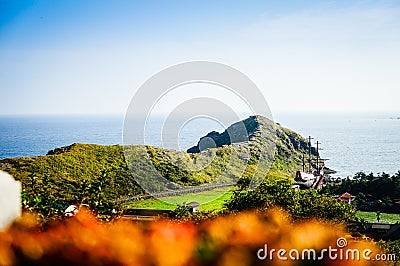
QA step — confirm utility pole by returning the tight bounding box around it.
[302,152,305,172]
[308,136,314,173]
[316,141,321,175]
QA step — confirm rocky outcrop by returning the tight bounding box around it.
[188,115,317,156]
[187,115,274,153]
[47,144,77,155]
[186,115,324,174]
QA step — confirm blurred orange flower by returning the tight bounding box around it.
[0,208,388,265]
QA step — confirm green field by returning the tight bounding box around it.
[356,211,400,223]
[125,187,234,211]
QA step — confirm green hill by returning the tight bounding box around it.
[0,115,320,222]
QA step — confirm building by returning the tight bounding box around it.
[291,184,300,191]
[364,223,400,240]
[338,192,356,204]
[294,171,318,189]
[187,202,200,212]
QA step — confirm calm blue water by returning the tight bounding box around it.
[0,115,122,159]
[276,113,400,178]
[1,114,399,178]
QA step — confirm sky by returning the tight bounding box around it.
[0,0,399,116]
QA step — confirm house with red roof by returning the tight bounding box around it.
[338,192,355,204]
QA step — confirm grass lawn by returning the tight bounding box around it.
[125,187,234,212]
[356,211,400,223]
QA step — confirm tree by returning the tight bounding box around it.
[225,178,355,222]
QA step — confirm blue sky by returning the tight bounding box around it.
[0,0,399,115]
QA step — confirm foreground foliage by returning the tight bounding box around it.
[0,208,383,266]
[378,240,400,265]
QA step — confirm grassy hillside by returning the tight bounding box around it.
[0,115,320,222]
[142,116,316,190]
[0,144,144,221]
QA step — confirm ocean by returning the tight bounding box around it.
[0,113,399,178]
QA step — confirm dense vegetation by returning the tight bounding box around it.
[0,144,144,222]
[379,240,400,263]
[225,177,355,222]
[322,171,400,213]
[320,172,400,261]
